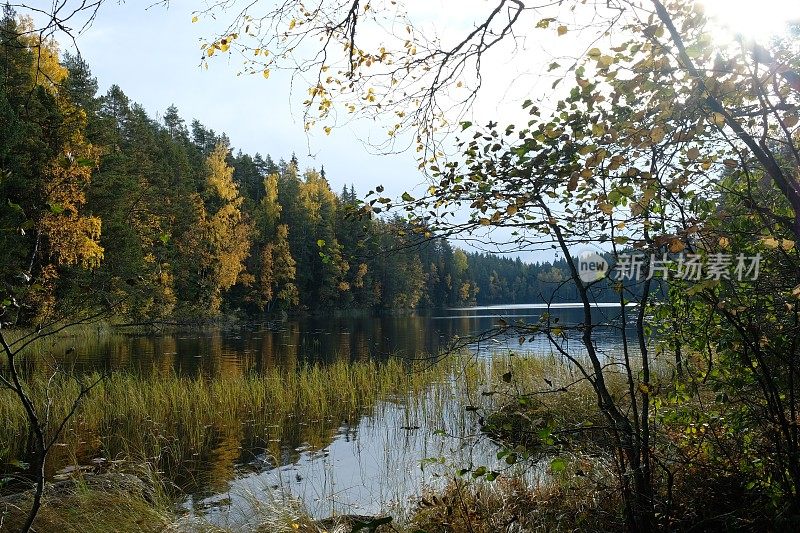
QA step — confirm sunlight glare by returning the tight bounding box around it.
[701,0,800,42]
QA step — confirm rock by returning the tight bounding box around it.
[314,514,393,533]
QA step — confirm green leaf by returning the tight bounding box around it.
[472,466,487,478]
[48,203,64,215]
[402,192,415,202]
[684,42,705,59]
[317,239,326,248]
[7,199,23,214]
[550,458,567,473]
[460,121,473,131]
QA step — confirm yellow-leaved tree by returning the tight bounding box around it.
[1,16,103,322]
[186,142,252,314]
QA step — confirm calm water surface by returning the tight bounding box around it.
[17,303,635,523]
[49,303,632,375]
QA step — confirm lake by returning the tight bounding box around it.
[3,303,637,527]
[38,302,634,376]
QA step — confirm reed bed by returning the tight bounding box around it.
[0,354,615,467]
[0,357,464,470]
[0,351,627,532]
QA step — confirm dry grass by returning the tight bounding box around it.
[0,469,173,533]
[408,461,623,533]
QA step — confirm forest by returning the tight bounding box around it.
[3,1,800,532]
[0,10,600,324]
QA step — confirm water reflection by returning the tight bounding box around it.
[193,385,533,527]
[27,303,634,377]
[5,304,634,523]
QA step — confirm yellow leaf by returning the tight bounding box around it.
[718,236,730,249]
[263,69,270,79]
[289,19,296,30]
[792,284,800,299]
[761,237,780,249]
[597,55,614,69]
[599,202,613,215]
[588,47,602,58]
[479,218,491,226]
[557,25,568,36]
[781,239,796,251]
[710,112,725,127]
[650,126,666,144]
[191,15,198,23]
[323,126,332,135]
[669,239,685,253]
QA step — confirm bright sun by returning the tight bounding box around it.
[701,0,800,42]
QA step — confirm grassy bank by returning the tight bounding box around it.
[0,470,174,533]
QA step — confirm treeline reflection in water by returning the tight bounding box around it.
[29,303,636,377]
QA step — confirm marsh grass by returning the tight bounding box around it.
[0,357,464,478]
[0,352,624,477]
[1,349,634,532]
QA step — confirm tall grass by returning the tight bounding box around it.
[0,358,462,479]
[1,353,608,479]
[0,351,632,531]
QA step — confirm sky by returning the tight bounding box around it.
[20,0,800,262]
[31,0,569,260]
[59,0,424,199]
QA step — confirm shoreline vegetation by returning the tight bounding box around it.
[0,349,611,532]
[1,343,777,532]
